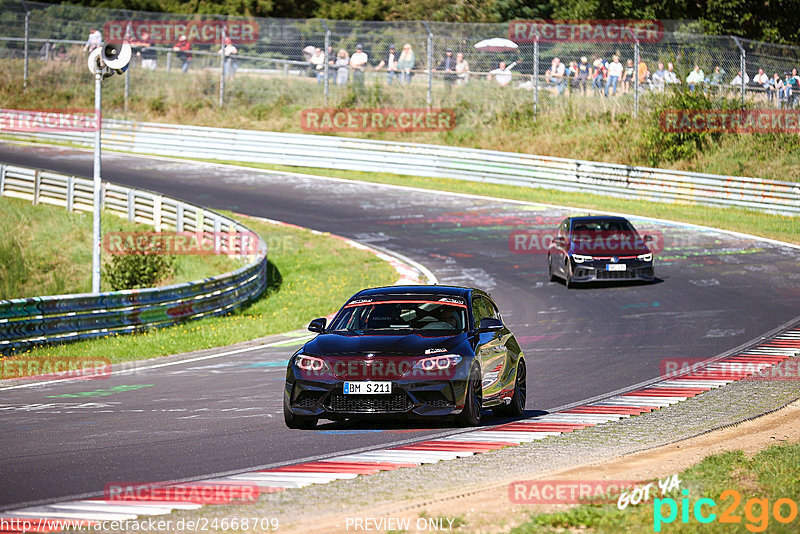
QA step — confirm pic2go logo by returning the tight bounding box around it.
[654,489,799,532]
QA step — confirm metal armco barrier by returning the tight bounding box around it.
[0,163,268,354]
[6,117,800,215]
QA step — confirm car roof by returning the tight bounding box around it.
[353,285,477,300]
[569,215,631,223]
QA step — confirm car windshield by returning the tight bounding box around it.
[329,299,468,334]
[570,219,645,250]
[571,219,637,235]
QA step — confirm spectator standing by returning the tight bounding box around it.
[335,49,349,85]
[621,58,635,94]
[546,57,567,95]
[686,65,705,91]
[435,48,457,85]
[575,56,590,93]
[488,61,513,87]
[84,29,101,52]
[310,47,326,83]
[455,52,470,85]
[133,31,157,70]
[652,62,666,91]
[221,37,238,79]
[375,44,399,84]
[349,43,368,87]
[591,58,606,93]
[173,35,192,73]
[605,55,622,97]
[768,72,783,105]
[397,44,415,84]
[637,59,650,88]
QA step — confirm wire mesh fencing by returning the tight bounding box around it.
[3,0,800,124]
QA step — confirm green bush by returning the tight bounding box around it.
[102,248,175,291]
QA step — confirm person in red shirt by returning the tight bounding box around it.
[173,35,192,73]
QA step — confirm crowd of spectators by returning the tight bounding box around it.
[70,29,800,108]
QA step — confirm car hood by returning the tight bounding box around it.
[302,331,468,357]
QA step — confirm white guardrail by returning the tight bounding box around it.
[0,163,268,354]
[4,117,800,215]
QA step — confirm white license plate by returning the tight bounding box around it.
[606,264,627,271]
[343,381,392,395]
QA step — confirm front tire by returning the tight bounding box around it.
[456,367,483,427]
[548,254,557,282]
[564,259,573,289]
[284,401,317,429]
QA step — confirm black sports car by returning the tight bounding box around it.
[283,286,526,429]
[547,216,655,287]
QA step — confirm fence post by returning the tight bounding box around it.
[533,37,539,114]
[322,21,330,106]
[23,9,30,88]
[166,50,172,72]
[66,175,74,212]
[0,164,5,196]
[633,40,640,118]
[219,30,226,108]
[732,37,746,106]
[424,22,433,110]
[123,20,131,111]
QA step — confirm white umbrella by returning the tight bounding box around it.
[473,38,519,52]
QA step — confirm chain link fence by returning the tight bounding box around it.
[2,0,800,121]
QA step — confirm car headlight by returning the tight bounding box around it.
[412,354,462,371]
[294,354,329,372]
[572,254,593,263]
[637,253,653,262]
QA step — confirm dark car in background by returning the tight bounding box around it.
[548,216,655,287]
[284,286,526,429]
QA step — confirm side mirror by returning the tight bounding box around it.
[478,317,503,332]
[308,317,327,333]
[643,235,654,243]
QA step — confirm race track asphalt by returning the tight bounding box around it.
[1,143,799,509]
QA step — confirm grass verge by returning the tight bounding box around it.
[8,213,397,363]
[511,440,800,533]
[0,196,238,299]
[192,159,800,246]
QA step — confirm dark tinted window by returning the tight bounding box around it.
[330,299,467,334]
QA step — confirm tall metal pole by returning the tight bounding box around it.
[424,23,432,110]
[218,28,226,108]
[92,70,103,293]
[23,10,30,88]
[732,37,746,106]
[533,37,539,114]
[633,41,640,118]
[323,25,330,106]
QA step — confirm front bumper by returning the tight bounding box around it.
[284,378,468,419]
[570,259,654,283]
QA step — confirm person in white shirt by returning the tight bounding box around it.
[665,62,680,85]
[349,43,368,86]
[730,70,750,87]
[309,47,325,83]
[753,68,769,92]
[604,55,623,96]
[685,65,705,91]
[545,57,567,95]
[487,61,513,87]
[84,29,102,52]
